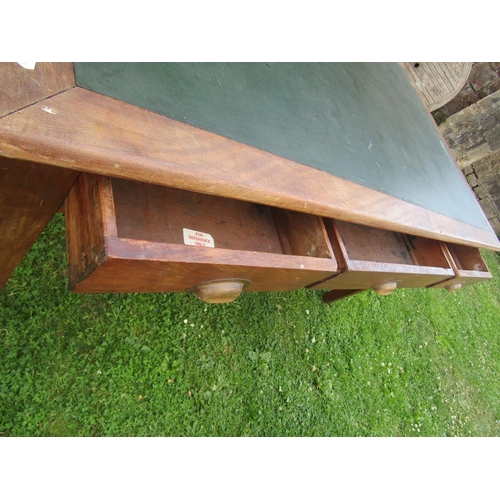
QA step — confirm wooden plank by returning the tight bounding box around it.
[111,177,285,254]
[73,245,337,294]
[313,265,453,290]
[333,220,414,266]
[0,87,498,251]
[441,62,459,87]
[0,62,75,117]
[0,158,79,289]
[402,62,472,111]
[271,210,334,259]
[64,173,337,294]
[430,242,492,291]
[309,219,455,291]
[403,63,434,107]
[404,234,452,269]
[64,172,110,287]
[427,62,454,94]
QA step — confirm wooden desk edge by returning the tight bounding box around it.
[1,87,499,253]
[0,62,75,118]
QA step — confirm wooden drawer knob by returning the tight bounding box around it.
[188,279,251,303]
[373,281,398,296]
[445,283,462,293]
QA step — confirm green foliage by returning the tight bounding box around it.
[1,214,500,436]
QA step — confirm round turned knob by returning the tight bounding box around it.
[445,283,463,293]
[188,279,251,304]
[373,281,398,296]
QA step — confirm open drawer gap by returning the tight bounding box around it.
[309,219,456,291]
[64,174,337,295]
[430,242,492,290]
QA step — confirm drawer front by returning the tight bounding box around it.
[310,266,454,291]
[429,243,492,291]
[309,219,455,292]
[65,174,337,300]
[70,253,336,294]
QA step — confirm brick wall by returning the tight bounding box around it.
[432,62,500,126]
[438,89,500,235]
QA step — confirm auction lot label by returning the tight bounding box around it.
[183,228,215,248]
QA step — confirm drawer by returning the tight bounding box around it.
[64,174,337,302]
[308,219,456,296]
[429,242,492,292]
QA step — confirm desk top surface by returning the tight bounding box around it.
[74,62,490,232]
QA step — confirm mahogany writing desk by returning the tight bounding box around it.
[1,63,498,303]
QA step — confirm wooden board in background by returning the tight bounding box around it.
[402,62,472,111]
[0,158,79,289]
[0,62,75,117]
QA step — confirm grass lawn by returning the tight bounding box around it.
[1,213,499,436]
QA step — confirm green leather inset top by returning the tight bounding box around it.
[74,62,490,231]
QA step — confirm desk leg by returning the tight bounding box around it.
[0,158,79,289]
[323,289,365,304]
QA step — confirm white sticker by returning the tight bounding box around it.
[18,62,37,70]
[183,228,215,247]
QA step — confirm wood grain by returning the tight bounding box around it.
[64,173,110,288]
[0,62,75,117]
[402,62,472,111]
[272,209,333,259]
[0,157,79,289]
[1,87,498,251]
[312,265,452,291]
[333,220,414,266]
[65,174,337,294]
[309,219,456,291]
[73,245,338,294]
[111,178,284,254]
[430,242,492,289]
